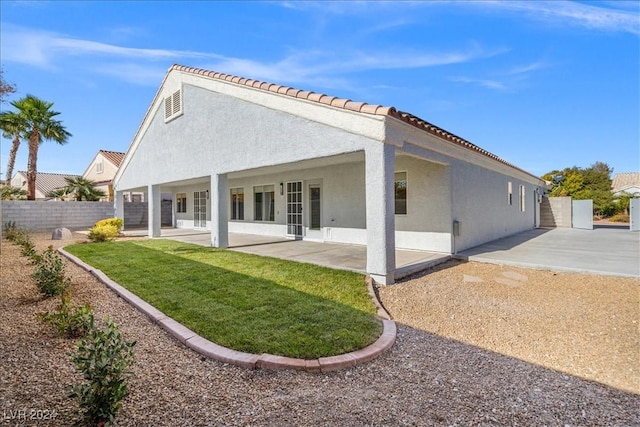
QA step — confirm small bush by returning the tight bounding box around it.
[88,224,120,243]
[20,239,39,261]
[32,246,69,297]
[3,221,17,239]
[38,292,94,338]
[609,214,630,223]
[8,229,41,263]
[10,227,31,245]
[68,318,136,427]
[95,217,123,229]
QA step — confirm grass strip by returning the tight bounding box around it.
[65,239,382,359]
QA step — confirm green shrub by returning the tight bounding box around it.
[32,246,69,297]
[20,239,39,261]
[68,318,136,427]
[11,227,31,246]
[95,217,123,229]
[88,224,120,243]
[9,229,41,263]
[3,221,17,239]
[38,292,94,338]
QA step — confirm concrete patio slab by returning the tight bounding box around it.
[124,228,451,279]
[456,226,640,278]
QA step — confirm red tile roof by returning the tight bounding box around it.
[99,150,125,167]
[170,64,538,179]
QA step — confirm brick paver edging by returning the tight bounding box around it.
[59,248,396,372]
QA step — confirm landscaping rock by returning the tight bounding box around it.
[51,227,73,240]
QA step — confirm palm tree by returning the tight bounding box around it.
[62,177,106,201]
[10,95,71,200]
[0,185,26,200]
[46,187,71,201]
[0,110,28,184]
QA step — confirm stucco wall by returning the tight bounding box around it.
[124,201,173,228]
[388,116,544,253]
[115,70,545,257]
[116,83,382,192]
[83,154,118,183]
[449,160,539,252]
[1,201,114,231]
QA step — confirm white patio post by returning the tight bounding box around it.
[148,184,161,238]
[114,190,124,230]
[365,143,396,285]
[211,173,229,248]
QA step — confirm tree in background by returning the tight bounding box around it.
[0,111,28,184]
[6,95,71,200]
[0,68,16,104]
[58,177,105,201]
[0,68,19,184]
[542,162,615,217]
[0,185,27,200]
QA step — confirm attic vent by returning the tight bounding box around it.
[164,89,183,122]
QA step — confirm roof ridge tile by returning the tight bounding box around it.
[169,64,539,180]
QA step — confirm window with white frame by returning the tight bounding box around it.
[395,172,407,215]
[519,185,526,212]
[254,185,275,221]
[176,193,187,213]
[96,162,104,174]
[164,89,182,122]
[230,188,244,220]
[508,181,513,205]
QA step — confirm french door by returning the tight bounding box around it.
[286,181,303,237]
[193,191,207,228]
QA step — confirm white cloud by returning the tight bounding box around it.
[450,76,507,91]
[1,23,503,92]
[507,61,550,76]
[478,0,639,35]
[0,23,224,67]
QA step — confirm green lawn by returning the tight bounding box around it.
[65,239,382,359]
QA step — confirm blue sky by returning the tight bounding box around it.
[1,0,638,179]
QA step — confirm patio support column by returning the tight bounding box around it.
[211,173,229,248]
[148,184,161,238]
[114,190,124,230]
[365,143,396,285]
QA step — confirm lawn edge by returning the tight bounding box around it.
[59,246,396,372]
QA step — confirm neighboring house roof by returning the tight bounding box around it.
[612,172,640,194]
[99,150,125,167]
[167,64,527,175]
[13,171,81,196]
[82,149,125,177]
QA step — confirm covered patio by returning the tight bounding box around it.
[123,228,450,281]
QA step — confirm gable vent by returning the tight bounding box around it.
[164,89,183,122]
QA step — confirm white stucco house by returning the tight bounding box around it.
[82,150,124,202]
[113,64,546,284]
[612,172,640,198]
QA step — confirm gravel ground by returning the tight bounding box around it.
[1,232,638,426]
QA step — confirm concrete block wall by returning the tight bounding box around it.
[540,196,572,228]
[123,201,173,228]
[1,201,114,232]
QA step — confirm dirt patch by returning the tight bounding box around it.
[380,260,640,393]
[1,232,638,426]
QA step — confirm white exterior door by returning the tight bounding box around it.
[287,181,303,238]
[193,190,207,228]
